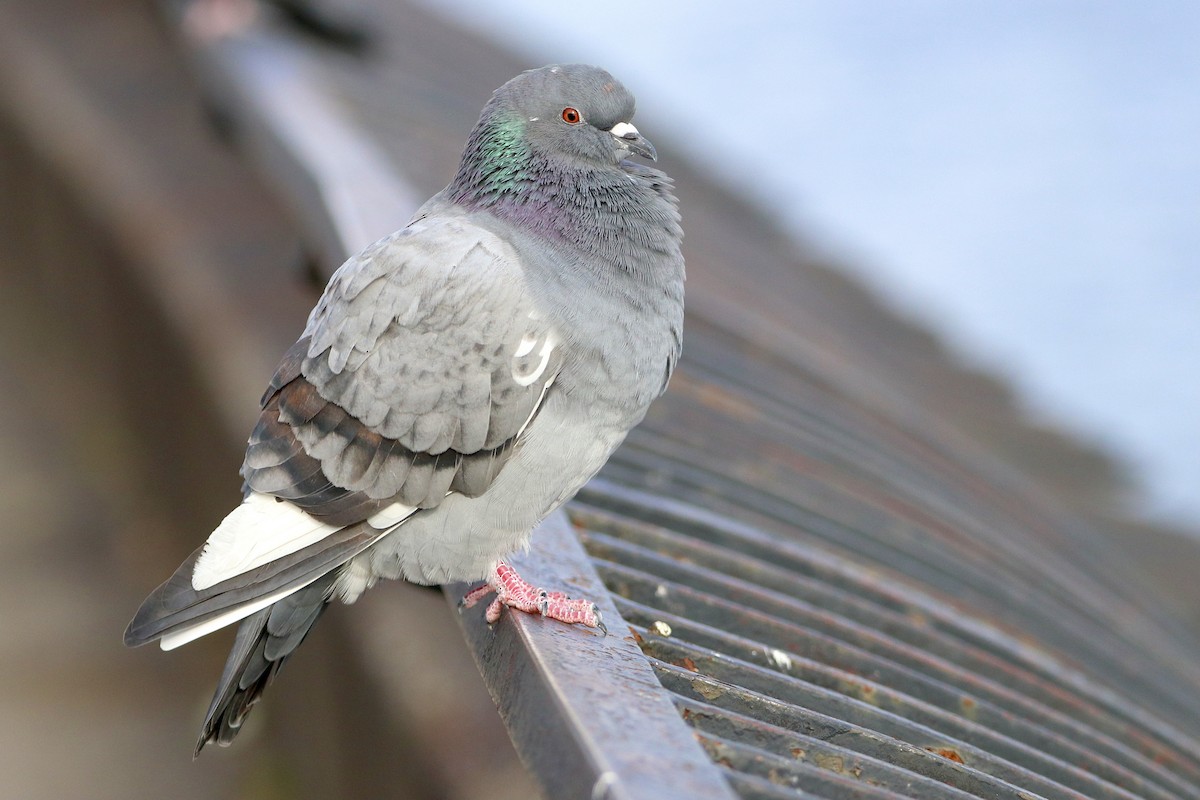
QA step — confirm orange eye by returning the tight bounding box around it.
[561,107,582,124]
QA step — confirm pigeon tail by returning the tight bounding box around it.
[123,519,388,649]
[196,571,338,755]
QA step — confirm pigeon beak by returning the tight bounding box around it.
[610,121,658,162]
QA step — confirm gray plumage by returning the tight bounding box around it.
[124,63,684,753]
[197,573,337,753]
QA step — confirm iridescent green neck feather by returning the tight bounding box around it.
[447,106,683,289]
[449,111,534,206]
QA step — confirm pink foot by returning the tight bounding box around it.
[460,562,606,635]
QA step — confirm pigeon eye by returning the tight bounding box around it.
[561,107,582,124]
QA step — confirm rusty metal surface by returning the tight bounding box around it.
[573,314,1200,798]
[572,485,1200,799]
[571,315,1200,798]
[162,2,1200,798]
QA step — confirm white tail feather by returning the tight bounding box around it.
[159,577,320,651]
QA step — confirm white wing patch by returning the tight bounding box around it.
[512,332,558,387]
[513,334,538,358]
[191,492,341,591]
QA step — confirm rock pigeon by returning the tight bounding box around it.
[124,63,685,753]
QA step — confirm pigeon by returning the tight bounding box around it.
[124,63,685,753]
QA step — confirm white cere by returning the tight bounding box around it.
[609,121,640,139]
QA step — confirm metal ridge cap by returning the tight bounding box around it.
[167,2,422,264]
[449,510,736,800]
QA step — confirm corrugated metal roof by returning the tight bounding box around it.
[571,485,1200,798]
[564,318,1200,797]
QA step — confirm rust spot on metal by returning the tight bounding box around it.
[693,680,724,702]
[960,696,978,719]
[628,628,644,645]
[925,746,966,764]
[841,679,878,706]
[790,747,806,759]
[813,753,845,773]
[677,656,699,673]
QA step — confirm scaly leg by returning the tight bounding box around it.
[460,562,606,634]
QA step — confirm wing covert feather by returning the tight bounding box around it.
[302,217,559,453]
[241,216,560,523]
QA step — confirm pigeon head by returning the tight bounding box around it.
[446,65,681,272]
[498,64,656,165]
[449,65,658,206]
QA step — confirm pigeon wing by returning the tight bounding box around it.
[249,214,562,520]
[125,216,562,647]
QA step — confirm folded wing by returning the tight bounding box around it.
[124,215,562,650]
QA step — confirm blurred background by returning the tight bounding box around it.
[0,0,1196,798]
[421,0,1200,532]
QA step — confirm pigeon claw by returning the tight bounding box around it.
[476,561,606,635]
[459,582,495,611]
